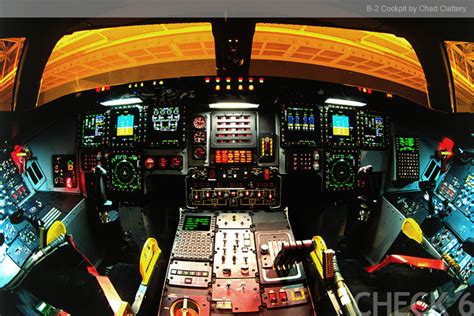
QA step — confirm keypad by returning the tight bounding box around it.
[396,152,419,180]
[172,214,216,261]
[394,136,419,181]
[173,231,214,260]
[80,152,99,172]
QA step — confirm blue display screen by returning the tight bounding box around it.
[117,114,134,136]
[332,115,350,136]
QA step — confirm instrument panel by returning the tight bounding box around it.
[74,79,394,197]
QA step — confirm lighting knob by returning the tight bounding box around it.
[260,243,269,254]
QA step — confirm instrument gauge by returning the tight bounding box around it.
[193,131,206,144]
[193,115,206,129]
[193,146,206,160]
[169,156,183,170]
[144,157,155,170]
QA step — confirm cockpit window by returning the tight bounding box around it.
[37,23,215,107]
[251,23,428,107]
[0,38,25,111]
[445,41,474,113]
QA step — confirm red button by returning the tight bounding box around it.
[264,169,270,180]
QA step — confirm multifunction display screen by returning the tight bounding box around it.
[117,114,135,136]
[80,112,106,147]
[147,105,186,147]
[182,215,212,231]
[108,106,142,147]
[358,112,387,148]
[152,106,180,132]
[332,114,350,136]
[326,107,357,147]
[397,137,417,151]
[281,104,321,147]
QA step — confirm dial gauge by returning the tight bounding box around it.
[193,146,206,160]
[144,157,155,170]
[169,156,183,170]
[193,130,206,144]
[193,115,206,129]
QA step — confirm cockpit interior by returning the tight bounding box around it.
[0,18,473,315]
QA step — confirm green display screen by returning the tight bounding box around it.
[110,153,141,193]
[397,137,417,152]
[182,215,211,231]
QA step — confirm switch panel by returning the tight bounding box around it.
[285,150,321,173]
[212,278,261,313]
[216,212,252,229]
[167,260,212,288]
[262,284,309,309]
[213,229,258,278]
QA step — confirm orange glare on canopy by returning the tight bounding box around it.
[0,38,25,111]
[37,23,215,107]
[445,41,474,113]
[251,23,428,107]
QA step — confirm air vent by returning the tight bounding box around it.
[26,160,46,189]
[210,112,257,148]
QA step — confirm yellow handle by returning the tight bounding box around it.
[46,221,67,246]
[401,218,423,244]
[139,238,161,285]
[310,235,327,279]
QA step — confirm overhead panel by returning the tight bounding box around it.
[37,23,216,106]
[251,23,428,107]
[0,38,25,111]
[445,41,474,113]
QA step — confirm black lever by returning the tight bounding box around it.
[419,180,443,237]
[94,163,108,208]
[93,153,113,215]
[419,180,436,216]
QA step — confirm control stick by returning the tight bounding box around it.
[94,160,113,216]
[418,180,436,216]
[91,155,126,258]
[419,180,443,237]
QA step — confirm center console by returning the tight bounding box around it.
[159,170,315,314]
